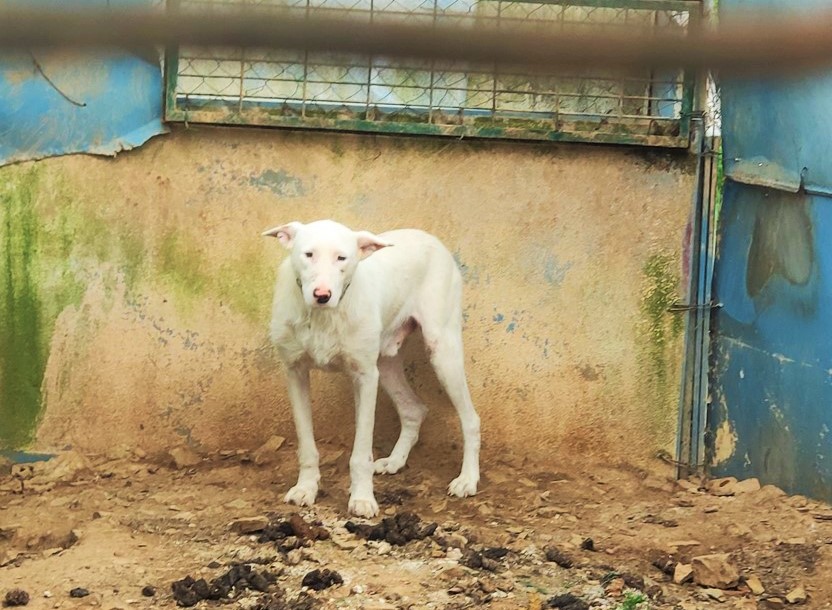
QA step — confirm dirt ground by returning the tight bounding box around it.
[2,442,831,610]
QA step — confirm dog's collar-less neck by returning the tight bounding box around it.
[296,277,351,299]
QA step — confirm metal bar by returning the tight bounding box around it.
[163,0,182,120]
[695,119,718,470]
[178,98,685,122]
[675,113,706,477]
[164,106,690,147]
[366,0,376,116]
[691,121,713,468]
[490,0,699,10]
[428,0,437,123]
[678,3,700,142]
[192,0,698,6]
[5,7,832,76]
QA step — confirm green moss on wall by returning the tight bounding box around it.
[215,248,275,323]
[638,251,683,439]
[156,231,273,321]
[159,230,209,305]
[0,168,43,447]
[0,163,277,448]
[0,167,87,447]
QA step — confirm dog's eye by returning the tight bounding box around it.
[337,255,347,262]
[304,252,313,258]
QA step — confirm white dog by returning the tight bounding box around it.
[262,219,481,518]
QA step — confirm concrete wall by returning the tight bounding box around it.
[0,126,694,467]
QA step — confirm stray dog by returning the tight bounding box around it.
[262,219,481,518]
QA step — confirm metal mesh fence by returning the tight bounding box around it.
[165,0,700,146]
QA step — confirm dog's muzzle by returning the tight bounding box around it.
[296,277,351,304]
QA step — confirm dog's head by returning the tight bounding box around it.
[262,219,391,308]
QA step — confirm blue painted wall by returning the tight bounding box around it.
[0,0,166,166]
[709,1,832,498]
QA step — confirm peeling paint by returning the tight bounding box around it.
[453,251,479,285]
[543,253,573,286]
[712,418,738,465]
[247,169,306,198]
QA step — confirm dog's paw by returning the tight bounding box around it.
[374,456,406,475]
[447,474,478,498]
[284,483,318,507]
[348,495,379,518]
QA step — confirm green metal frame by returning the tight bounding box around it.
[163,0,700,148]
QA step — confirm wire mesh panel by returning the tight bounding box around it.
[164,0,700,147]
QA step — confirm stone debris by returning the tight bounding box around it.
[665,539,701,553]
[676,478,701,492]
[691,553,740,589]
[701,587,727,602]
[253,436,286,466]
[673,563,693,584]
[707,476,738,497]
[785,585,807,604]
[68,588,89,598]
[744,574,766,595]
[14,452,92,488]
[734,478,762,494]
[226,499,252,511]
[169,447,201,469]
[2,447,830,610]
[603,577,624,597]
[230,516,271,535]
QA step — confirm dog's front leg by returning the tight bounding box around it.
[284,364,320,507]
[348,366,380,518]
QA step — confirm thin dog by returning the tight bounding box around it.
[263,219,481,518]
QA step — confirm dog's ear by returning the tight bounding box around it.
[262,222,302,250]
[355,231,391,260]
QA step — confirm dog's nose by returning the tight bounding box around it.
[313,288,332,304]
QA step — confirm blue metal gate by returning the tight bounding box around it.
[708,0,832,499]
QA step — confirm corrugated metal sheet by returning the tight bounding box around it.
[709,0,832,499]
[722,75,832,196]
[0,0,166,167]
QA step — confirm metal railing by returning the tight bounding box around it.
[164,0,700,146]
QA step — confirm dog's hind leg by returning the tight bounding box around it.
[375,354,428,475]
[423,326,481,498]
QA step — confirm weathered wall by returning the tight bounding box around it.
[0,126,694,467]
